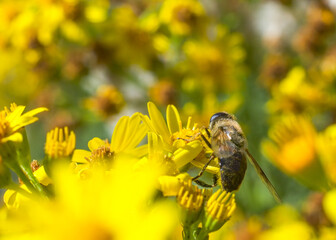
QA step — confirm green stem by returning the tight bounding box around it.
[197,228,210,240]
[19,163,48,198]
[4,159,36,194]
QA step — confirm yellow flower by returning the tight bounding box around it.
[323,189,336,225]
[262,114,330,191]
[72,113,148,174]
[267,66,333,114]
[0,103,48,144]
[177,180,207,227]
[203,189,236,233]
[317,124,336,186]
[0,103,48,195]
[45,127,76,159]
[141,102,218,173]
[159,0,206,35]
[44,126,76,176]
[0,158,179,240]
[4,165,51,209]
[84,85,125,119]
[257,221,315,240]
[259,205,315,240]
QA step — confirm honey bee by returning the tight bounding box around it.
[193,112,281,203]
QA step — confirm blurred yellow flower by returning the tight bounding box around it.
[4,165,51,209]
[85,85,125,119]
[323,189,336,225]
[159,0,205,35]
[317,124,336,186]
[257,221,315,240]
[1,159,179,240]
[45,127,75,159]
[262,114,329,191]
[267,66,333,114]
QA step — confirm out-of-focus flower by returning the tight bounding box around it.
[307,2,335,36]
[3,164,51,209]
[302,192,331,229]
[1,159,179,240]
[45,127,76,160]
[259,53,290,90]
[317,124,336,186]
[293,2,335,56]
[149,80,177,106]
[44,126,76,176]
[72,113,148,176]
[320,46,336,80]
[85,85,125,119]
[262,114,330,191]
[101,5,157,68]
[251,205,316,240]
[159,0,206,35]
[267,66,334,114]
[323,189,336,225]
[182,29,245,93]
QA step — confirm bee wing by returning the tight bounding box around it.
[245,150,281,203]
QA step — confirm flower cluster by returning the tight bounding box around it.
[0,0,245,126]
[0,102,236,239]
[2,0,336,239]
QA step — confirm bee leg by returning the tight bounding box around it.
[194,179,215,188]
[200,133,211,148]
[212,173,218,187]
[192,154,215,181]
[194,173,218,188]
[205,127,211,138]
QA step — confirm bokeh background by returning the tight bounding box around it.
[1,0,336,238]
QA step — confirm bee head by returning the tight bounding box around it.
[209,112,236,129]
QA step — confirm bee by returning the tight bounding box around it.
[193,112,281,203]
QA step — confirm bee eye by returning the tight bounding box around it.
[209,113,224,124]
[209,112,233,124]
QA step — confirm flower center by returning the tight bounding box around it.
[171,128,201,144]
[86,145,115,168]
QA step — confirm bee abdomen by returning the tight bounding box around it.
[219,151,247,192]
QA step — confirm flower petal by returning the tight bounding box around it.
[88,137,107,151]
[147,102,171,145]
[119,113,148,151]
[166,104,181,134]
[5,105,25,122]
[173,140,203,168]
[71,149,92,163]
[22,107,48,118]
[1,132,23,143]
[111,116,129,152]
[129,144,148,158]
[148,132,164,162]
